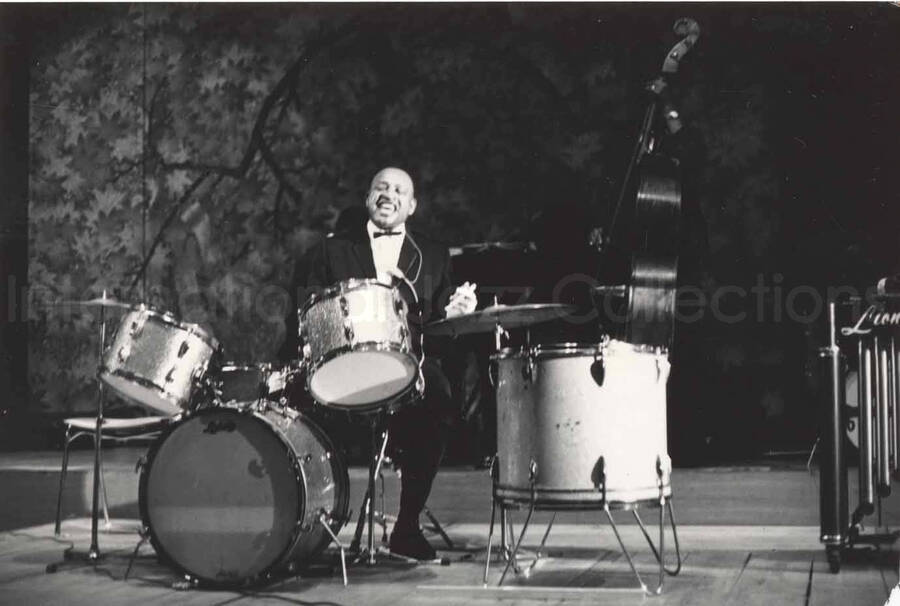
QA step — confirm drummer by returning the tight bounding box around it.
[285,167,477,560]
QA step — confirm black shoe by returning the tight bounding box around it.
[389,527,436,561]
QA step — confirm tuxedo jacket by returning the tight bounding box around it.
[281,223,454,362]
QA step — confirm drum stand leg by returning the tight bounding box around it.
[317,511,349,587]
[497,462,539,586]
[123,526,151,582]
[484,456,512,584]
[601,461,680,596]
[633,499,682,576]
[423,507,454,549]
[603,504,653,593]
[482,491,498,585]
[351,418,389,564]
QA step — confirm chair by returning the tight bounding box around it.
[54,416,171,536]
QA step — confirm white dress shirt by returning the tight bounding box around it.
[366,220,406,284]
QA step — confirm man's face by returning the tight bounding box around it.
[365,167,417,229]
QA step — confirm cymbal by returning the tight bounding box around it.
[424,303,577,336]
[50,297,134,309]
[449,241,536,257]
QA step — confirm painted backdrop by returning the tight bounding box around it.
[27,4,899,462]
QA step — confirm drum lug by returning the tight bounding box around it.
[344,323,355,343]
[395,297,406,316]
[116,343,131,363]
[528,459,538,482]
[129,312,148,338]
[165,366,176,384]
[522,350,537,383]
[590,356,605,386]
[339,296,350,317]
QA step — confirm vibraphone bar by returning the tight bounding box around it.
[819,295,900,573]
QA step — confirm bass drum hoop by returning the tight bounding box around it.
[138,406,348,587]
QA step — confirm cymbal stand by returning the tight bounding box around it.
[46,290,111,573]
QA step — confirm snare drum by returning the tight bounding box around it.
[211,363,296,408]
[299,279,418,410]
[100,307,218,415]
[493,341,671,507]
[139,404,349,586]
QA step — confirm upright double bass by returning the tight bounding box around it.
[597,18,700,349]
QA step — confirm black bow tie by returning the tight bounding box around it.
[373,230,402,239]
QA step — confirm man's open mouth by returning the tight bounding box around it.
[376,197,396,211]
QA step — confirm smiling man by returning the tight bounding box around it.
[287,167,476,560]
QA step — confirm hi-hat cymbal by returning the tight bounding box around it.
[424,303,577,336]
[50,297,134,309]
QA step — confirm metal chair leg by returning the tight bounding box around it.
[54,426,72,536]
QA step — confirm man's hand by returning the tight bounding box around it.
[444,282,477,318]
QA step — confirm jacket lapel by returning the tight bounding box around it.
[350,224,377,279]
[398,231,420,281]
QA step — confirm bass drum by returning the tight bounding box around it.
[139,405,349,586]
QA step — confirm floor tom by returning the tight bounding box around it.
[493,341,671,507]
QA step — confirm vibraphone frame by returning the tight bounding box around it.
[819,298,900,573]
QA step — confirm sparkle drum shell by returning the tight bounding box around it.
[212,364,294,407]
[493,341,671,507]
[139,406,349,586]
[299,279,417,410]
[100,307,218,415]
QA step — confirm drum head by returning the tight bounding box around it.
[100,373,180,415]
[309,350,417,406]
[142,409,301,584]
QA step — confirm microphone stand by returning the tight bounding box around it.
[47,291,111,572]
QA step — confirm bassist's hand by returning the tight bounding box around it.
[588,227,605,253]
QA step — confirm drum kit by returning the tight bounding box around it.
[49,280,573,585]
[51,270,681,591]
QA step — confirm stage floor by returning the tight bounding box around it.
[1,448,898,605]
